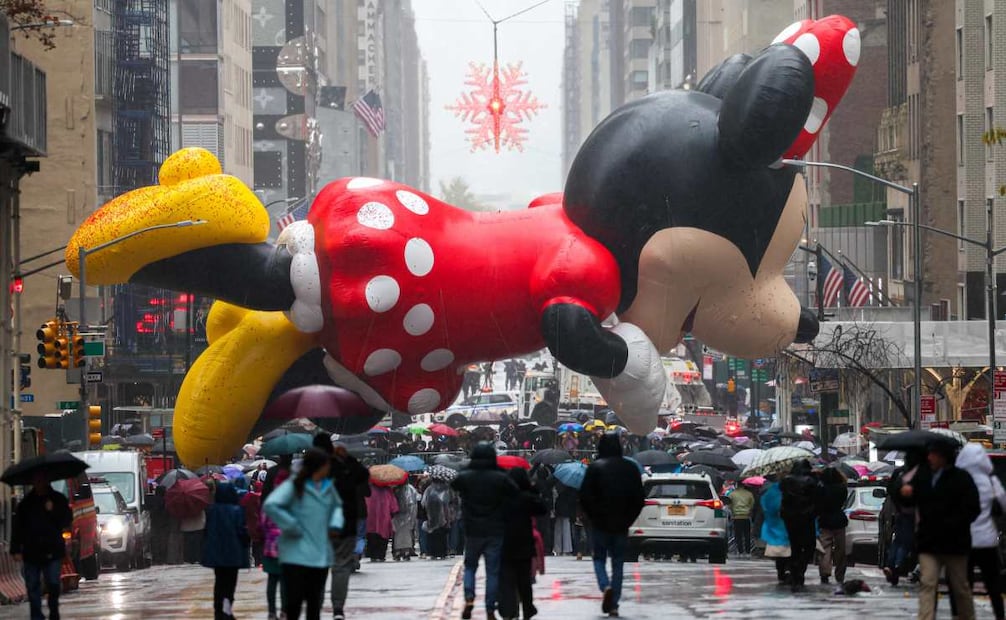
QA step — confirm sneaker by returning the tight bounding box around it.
[333,613,346,620]
[882,567,895,585]
[462,600,475,620]
[601,587,614,614]
[524,604,538,619]
[820,576,829,585]
[608,609,619,618]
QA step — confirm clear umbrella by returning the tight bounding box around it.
[740,446,815,477]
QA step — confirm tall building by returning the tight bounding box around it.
[957,1,1006,320]
[562,0,613,176]
[874,0,957,317]
[651,0,696,92]
[170,0,254,185]
[623,0,655,101]
[380,0,428,190]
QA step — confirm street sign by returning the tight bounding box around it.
[152,427,165,440]
[920,395,936,416]
[84,371,103,384]
[58,400,80,409]
[82,341,105,356]
[19,393,34,403]
[809,368,839,392]
[995,371,1006,443]
[995,370,1006,392]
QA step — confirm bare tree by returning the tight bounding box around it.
[787,321,911,426]
[2,1,57,49]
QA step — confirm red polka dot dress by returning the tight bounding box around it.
[307,178,621,415]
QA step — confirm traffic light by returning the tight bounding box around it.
[18,353,31,389]
[54,336,70,369]
[70,335,85,368]
[87,405,102,447]
[36,319,61,369]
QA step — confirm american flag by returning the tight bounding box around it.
[844,267,872,307]
[275,198,310,233]
[820,255,843,307]
[352,89,385,138]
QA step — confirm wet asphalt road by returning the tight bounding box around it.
[0,555,996,619]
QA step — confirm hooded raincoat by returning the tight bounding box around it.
[579,433,645,534]
[956,443,1006,548]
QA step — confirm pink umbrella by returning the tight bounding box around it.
[741,476,766,487]
[852,464,870,478]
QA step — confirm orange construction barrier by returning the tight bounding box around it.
[59,555,79,593]
[0,543,26,605]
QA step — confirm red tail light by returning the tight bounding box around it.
[849,510,878,522]
[644,499,661,506]
[696,499,723,510]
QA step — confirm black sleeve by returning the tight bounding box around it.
[541,303,628,378]
[54,493,73,530]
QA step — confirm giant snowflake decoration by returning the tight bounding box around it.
[446,61,545,153]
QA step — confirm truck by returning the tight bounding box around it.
[72,450,152,568]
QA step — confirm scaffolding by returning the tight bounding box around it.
[113,0,169,192]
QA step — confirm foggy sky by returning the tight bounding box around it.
[412,0,565,208]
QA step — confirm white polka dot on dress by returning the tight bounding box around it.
[772,21,803,44]
[396,190,429,215]
[365,275,400,313]
[843,28,861,66]
[347,177,384,190]
[420,349,455,372]
[363,349,402,376]
[403,304,434,336]
[356,202,395,230]
[408,388,441,414]
[803,97,828,134]
[792,32,820,65]
[404,238,434,277]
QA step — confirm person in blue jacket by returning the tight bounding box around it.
[263,447,344,620]
[202,482,250,620]
[760,477,790,585]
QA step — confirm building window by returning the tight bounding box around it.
[988,107,995,162]
[179,60,219,115]
[958,200,965,251]
[956,27,963,78]
[178,0,218,54]
[630,6,651,28]
[629,39,649,59]
[630,70,648,88]
[987,14,994,70]
[958,114,965,165]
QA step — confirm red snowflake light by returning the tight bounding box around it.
[446,61,545,153]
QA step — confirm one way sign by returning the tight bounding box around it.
[85,372,103,384]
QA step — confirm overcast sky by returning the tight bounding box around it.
[412,0,565,208]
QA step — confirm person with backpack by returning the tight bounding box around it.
[201,482,250,620]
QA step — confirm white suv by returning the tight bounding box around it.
[435,392,519,428]
[626,472,728,564]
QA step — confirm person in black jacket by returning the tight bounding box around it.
[498,468,546,620]
[779,459,818,592]
[578,432,644,618]
[452,443,519,620]
[11,472,73,620]
[815,467,848,585]
[315,434,371,620]
[900,440,980,620]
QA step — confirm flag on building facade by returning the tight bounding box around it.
[844,267,872,307]
[352,89,386,138]
[275,198,310,233]
[820,254,843,307]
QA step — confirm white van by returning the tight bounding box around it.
[73,450,152,568]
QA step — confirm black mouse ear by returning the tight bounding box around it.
[695,53,752,100]
[717,44,815,168]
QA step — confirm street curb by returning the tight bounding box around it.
[429,559,464,620]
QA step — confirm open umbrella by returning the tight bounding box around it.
[666,433,698,444]
[929,428,967,446]
[530,426,557,436]
[530,449,574,465]
[155,468,198,490]
[369,464,408,487]
[165,478,211,519]
[242,443,259,457]
[634,450,676,466]
[346,446,387,461]
[432,454,468,470]
[683,464,723,486]
[406,423,431,435]
[831,432,864,453]
[793,440,817,452]
[877,430,960,452]
[558,423,584,434]
[584,420,607,432]
[260,384,376,435]
[692,425,720,439]
[240,459,276,472]
[681,451,737,470]
[368,426,391,435]
[428,464,457,482]
[741,475,766,487]
[553,462,588,489]
[496,455,531,470]
[123,433,156,448]
[259,433,314,457]
[222,464,245,481]
[731,449,763,468]
[389,455,427,473]
[1,452,89,486]
[195,464,225,476]
[428,423,459,437]
[740,446,815,477]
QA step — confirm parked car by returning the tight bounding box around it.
[435,392,520,428]
[626,472,728,564]
[92,482,137,571]
[844,481,885,566]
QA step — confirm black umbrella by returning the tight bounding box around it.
[1,452,89,486]
[634,450,677,466]
[671,422,702,434]
[683,464,724,486]
[431,454,469,470]
[100,435,126,447]
[346,446,387,461]
[693,426,720,439]
[123,433,156,447]
[155,468,198,489]
[531,426,557,436]
[530,449,575,465]
[666,433,698,444]
[196,464,225,476]
[708,446,737,457]
[682,451,738,470]
[877,430,958,452]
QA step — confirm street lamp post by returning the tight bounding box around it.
[866,199,1006,426]
[781,159,922,427]
[77,219,207,443]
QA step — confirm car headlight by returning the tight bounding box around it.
[104,518,125,536]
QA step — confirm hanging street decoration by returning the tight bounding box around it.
[446,60,545,153]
